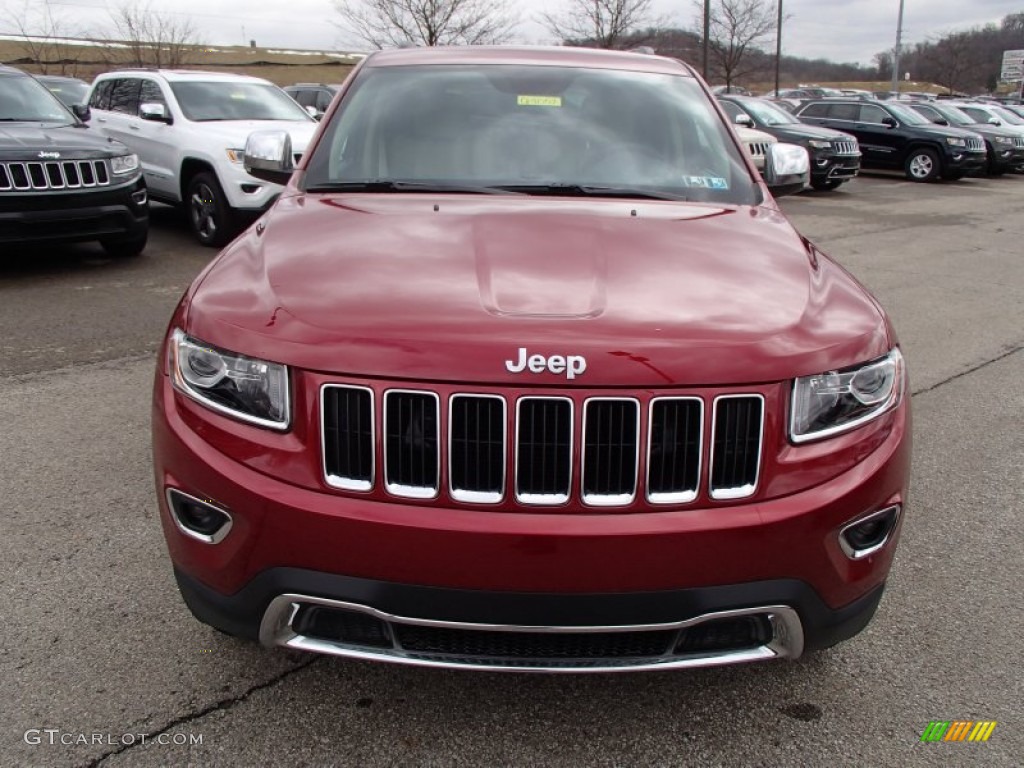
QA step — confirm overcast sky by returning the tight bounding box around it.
[3,0,1022,65]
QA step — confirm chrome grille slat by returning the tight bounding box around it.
[0,159,110,192]
[449,394,505,504]
[966,137,985,152]
[647,397,703,504]
[384,390,440,498]
[321,388,765,507]
[516,397,573,504]
[833,140,859,155]
[582,398,639,505]
[322,385,374,492]
[710,395,764,500]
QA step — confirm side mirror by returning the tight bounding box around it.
[734,113,755,128]
[988,117,1001,126]
[763,143,809,198]
[71,103,91,122]
[244,130,294,185]
[881,116,898,128]
[140,102,172,123]
[933,118,949,126]
[305,105,318,118]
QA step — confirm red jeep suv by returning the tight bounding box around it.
[152,47,910,672]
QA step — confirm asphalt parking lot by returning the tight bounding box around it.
[2,174,1022,767]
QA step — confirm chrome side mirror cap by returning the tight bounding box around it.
[244,130,294,186]
[763,143,809,198]
[140,102,171,123]
[735,113,755,128]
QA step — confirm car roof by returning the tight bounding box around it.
[95,69,274,85]
[0,64,27,77]
[363,45,694,76]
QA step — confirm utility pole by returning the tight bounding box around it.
[774,0,783,96]
[891,0,905,98]
[703,0,710,81]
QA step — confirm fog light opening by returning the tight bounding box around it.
[674,614,774,655]
[131,188,148,206]
[840,505,900,560]
[166,488,233,544]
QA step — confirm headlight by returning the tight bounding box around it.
[170,329,290,429]
[807,140,832,149]
[945,137,966,147]
[110,153,139,174]
[993,136,1013,145]
[790,348,904,443]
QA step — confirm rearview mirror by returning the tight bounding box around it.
[763,143,809,198]
[244,130,294,185]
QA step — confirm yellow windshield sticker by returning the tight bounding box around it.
[517,95,562,107]
[230,93,247,100]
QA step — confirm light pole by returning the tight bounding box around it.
[703,0,710,81]
[774,0,783,96]
[891,0,905,98]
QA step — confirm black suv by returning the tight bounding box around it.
[795,99,987,182]
[0,65,148,256]
[283,83,342,120]
[908,102,1024,176]
[719,95,861,190]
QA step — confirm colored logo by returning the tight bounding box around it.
[920,721,997,742]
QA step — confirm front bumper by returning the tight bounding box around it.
[809,150,861,182]
[946,148,987,173]
[0,177,148,245]
[153,368,910,670]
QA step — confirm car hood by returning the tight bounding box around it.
[184,120,317,153]
[766,123,855,142]
[0,123,130,157]
[186,195,890,387]
[912,123,983,141]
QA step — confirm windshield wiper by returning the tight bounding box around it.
[305,180,525,195]
[497,183,690,201]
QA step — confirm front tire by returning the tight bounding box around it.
[187,172,234,247]
[904,148,941,182]
[100,232,147,258]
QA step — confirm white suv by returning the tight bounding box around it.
[87,70,317,246]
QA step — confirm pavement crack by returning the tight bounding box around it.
[81,655,319,767]
[911,344,1023,397]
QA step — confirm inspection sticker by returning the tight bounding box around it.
[684,176,729,189]
[517,95,562,107]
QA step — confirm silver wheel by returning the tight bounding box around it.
[905,149,940,182]
[190,182,218,240]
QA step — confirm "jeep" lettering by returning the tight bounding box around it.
[504,348,587,380]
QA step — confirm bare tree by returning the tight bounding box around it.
[3,0,85,75]
[333,0,517,48]
[541,0,658,49]
[698,0,776,88]
[106,2,202,68]
[921,33,977,94]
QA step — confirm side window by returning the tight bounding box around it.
[859,105,888,124]
[799,103,828,118]
[315,90,333,112]
[827,103,860,122]
[108,78,141,115]
[719,101,742,120]
[960,107,987,123]
[89,80,111,110]
[292,89,316,108]
[138,79,167,113]
[913,105,940,123]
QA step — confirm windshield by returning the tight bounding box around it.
[991,106,1024,125]
[169,81,312,122]
[741,99,798,126]
[0,74,74,124]
[304,64,757,205]
[932,106,974,126]
[887,104,928,125]
[40,79,89,106]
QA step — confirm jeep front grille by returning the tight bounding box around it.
[0,159,110,192]
[1014,137,1024,150]
[744,141,771,158]
[966,137,985,152]
[832,140,859,155]
[321,385,764,508]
